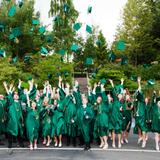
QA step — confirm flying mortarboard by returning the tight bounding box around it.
[40,47,48,55]
[88,6,92,14]
[71,44,79,52]
[18,0,23,8]
[100,78,107,85]
[11,27,21,37]
[28,76,33,81]
[121,56,128,65]
[147,79,155,86]
[85,58,93,65]
[8,6,16,17]
[73,23,81,31]
[24,55,30,63]
[32,19,40,25]
[12,57,18,64]
[39,26,46,34]
[117,40,126,51]
[0,49,5,57]
[58,49,65,56]
[86,25,92,34]
[130,75,137,82]
[96,40,102,47]
[108,52,116,62]
[48,74,52,79]
[64,3,70,13]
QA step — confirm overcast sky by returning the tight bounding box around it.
[35,0,127,43]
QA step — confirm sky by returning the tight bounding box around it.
[34,0,128,43]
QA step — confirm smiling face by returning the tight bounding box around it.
[13,92,19,100]
[118,94,123,101]
[82,96,88,105]
[97,96,102,104]
[31,101,36,110]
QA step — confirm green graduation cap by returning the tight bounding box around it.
[71,44,79,52]
[130,75,137,82]
[143,64,150,69]
[121,56,128,65]
[117,40,126,51]
[18,0,23,8]
[0,49,5,57]
[64,71,69,77]
[0,24,5,32]
[86,25,92,34]
[58,49,65,56]
[108,52,116,62]
[88,6,92,14]
[32,19,40,25]
[24,56,30,63]
[40,47,48,55]
[64,3,70,13]
[39,26,46,34]
[12,57,18,64]
[96,40,102,47]
[147,79,155,86]
[46,35,53,43]
[12,27,21,37]
[48,74,52,79]
[73,23,81,31]
[8,6,16,17]
[100,78,107,85]
[85,58,93,65]
[54,16,60,23]
[28,76,33,81]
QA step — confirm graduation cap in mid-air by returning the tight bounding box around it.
[117,40,126,51]
[64,3,70,13]
[85,58,93,65]
[58,49,66,56]
[48,74,52,80]
[0,49,6,57]
[8,6,16,17]
[108,52,116,62]
[40,47,49,55]
[39,26,46,34]
[100,78,107,85]
[147,79,156,86]
[87,6,92,14]
[71,44,79,52]
[86,25,92,34]
[130,75,137,82]
[32,19,40,25]
[73,23,81,31]
[24,55,30,63]
[18,0,24,8]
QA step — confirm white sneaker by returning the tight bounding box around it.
[99,142,104,148]
[54,141,58,147]
[121,140,124,144]
[30,145,33,151]
[112,143,116,148]
[102,143,108,150]
[156,145,159,151]
[142,141,146,148]
[34,144,37,149]
[43,140,46,145]
[137,138,142,144]
[58,141,62,148]
[118,143,122,148]
[124,139,128,144]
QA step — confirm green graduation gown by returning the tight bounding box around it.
[63,95,77,137]
[6,94,23,137]
[25,107,39,141]
[0,99,6,134]
[76,104,94,143]
[51,100,64,137]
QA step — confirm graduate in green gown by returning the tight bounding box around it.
[40,97,52,147]
[109,78,125,148]
[63,83,77,147]
[121,92,133,144]
[93,83,109,150]
[134,77,147,148]
[144,97,152,142]
[151,91,160,151]
[76,95,94,151]
[3,81,24,150]
[0,94,6,144]
[50,90,64,148]
[25,91,39,150]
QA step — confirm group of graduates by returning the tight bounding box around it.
[0,76,160,154]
